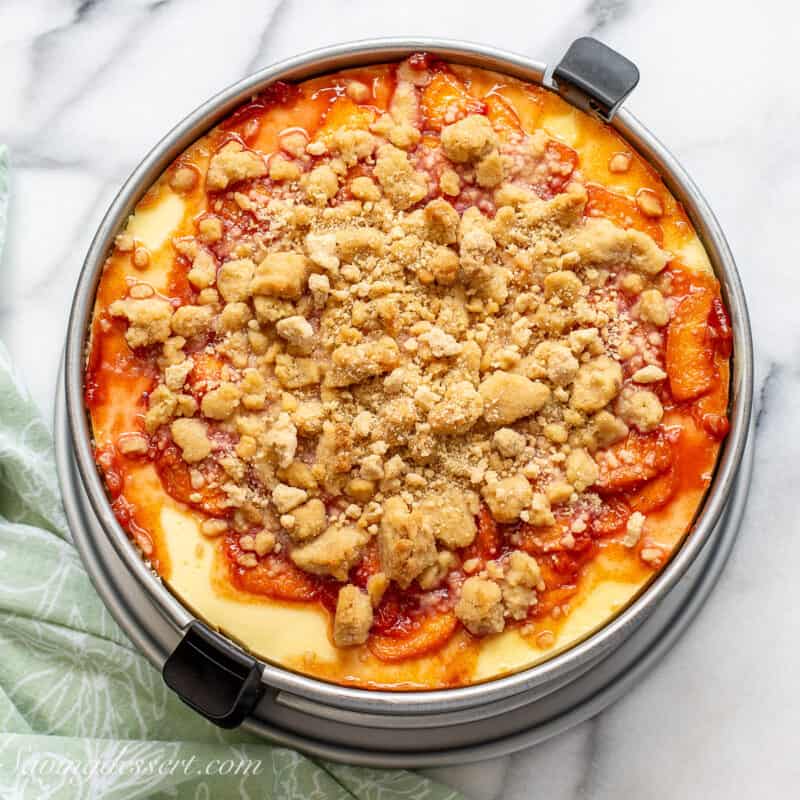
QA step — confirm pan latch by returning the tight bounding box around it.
[551,37,639,122]
[163,621,264,729]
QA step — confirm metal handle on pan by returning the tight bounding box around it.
[162,621,264,729]
[550,36,640,122]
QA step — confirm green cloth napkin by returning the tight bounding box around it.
[0,146,462,800]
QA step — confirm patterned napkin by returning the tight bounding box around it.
[0,146,461,799]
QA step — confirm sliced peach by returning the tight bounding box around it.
[537,545,595,598]
[187,351,226,393]
[692,356,730,438]
[585,184,663,244]
[154,444,228,516]
[483,92,522,134]
[166,262,195,304]
[369,612,458,662]
[596,432,673,494]
[590,499,631,537]
[233,552,319,602]
[502,84,544,132]
[316,95,375,136]
[462,504,502,564]
[220,82,301,132]
[517,515,572,555]
[420,70,485,131]
[626,466,678,513]
[666,289,717,402]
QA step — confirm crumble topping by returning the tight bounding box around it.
[333,584,373,646]
[105,56,682,641]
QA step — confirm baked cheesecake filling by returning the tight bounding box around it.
[87,55,730,671]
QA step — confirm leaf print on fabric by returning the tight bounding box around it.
[0,343,67,538]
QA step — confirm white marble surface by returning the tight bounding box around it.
[1,0,797,797]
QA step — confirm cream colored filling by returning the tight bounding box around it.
[126,193,185,251]
[161,506,337,665]
[157,496,654,682]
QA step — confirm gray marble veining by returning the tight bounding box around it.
[1,0,797,796]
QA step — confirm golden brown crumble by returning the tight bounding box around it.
[333,584,373,646]
[108,57,678,638]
